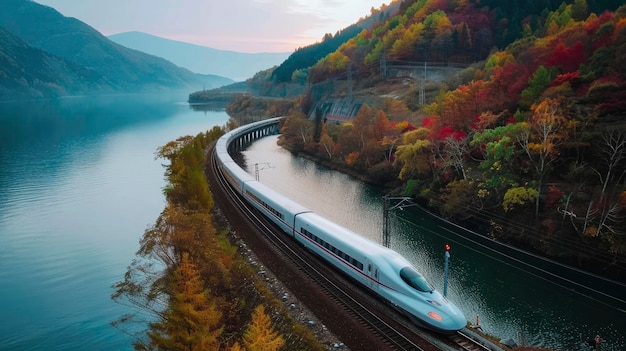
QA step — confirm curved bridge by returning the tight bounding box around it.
[222,117,283,153]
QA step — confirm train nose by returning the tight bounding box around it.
[448,311,467,330]
[423,309,466,332]
[426,299,466,331]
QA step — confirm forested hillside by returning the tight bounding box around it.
[0,26,110,99]
[270,2,400,84]
[274,0,626,281]
[0,0,228,100]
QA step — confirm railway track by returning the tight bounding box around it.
[449,331,494,351]
[208,145,503,351]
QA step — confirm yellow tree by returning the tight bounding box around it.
[390,22,424,59]
[147,252,223,351]
[394,128,434,180]
[514,98,568,216]
[242,305,285,351]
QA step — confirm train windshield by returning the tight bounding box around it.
[399,267,434,292]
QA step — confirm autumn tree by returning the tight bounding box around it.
[335,105,394,169]
[390,22,424,59]
[242,305,285,351]
[146,253,223,351]
[437,179,477,219]
[442,132,470,180]
[157,135,214,211]
[483,61,531,112]
[318,122,337,160]
[545,41,587,73]
[436,82,484,130]
[503,185,539,212]
[277,112,313,152]
[514,98,568,216]
[394,128,434,180]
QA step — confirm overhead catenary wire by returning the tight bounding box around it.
[423,193,626,271]
[386,210,626,313]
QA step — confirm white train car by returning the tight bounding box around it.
[220,159,254,194]
[293,212,466,333]
[241,180,312,234]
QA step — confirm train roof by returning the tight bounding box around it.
[247,179,312,215]
[221,160,255,183]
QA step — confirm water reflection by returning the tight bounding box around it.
[242,135,626,351]
[0,94,230,351]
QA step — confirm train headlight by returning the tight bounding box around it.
[427,300,441,306]
[428,311,443,321]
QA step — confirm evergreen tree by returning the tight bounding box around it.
[146,253,223,351]
[242,305,284,351]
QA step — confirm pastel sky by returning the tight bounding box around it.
[34,0,387,53]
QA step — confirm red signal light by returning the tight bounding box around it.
[445,243,451,251]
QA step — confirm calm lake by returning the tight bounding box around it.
[0,94,229,350]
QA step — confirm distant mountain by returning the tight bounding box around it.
[0,25,113,99]
[0,0,233,99]
[108,32,291,81]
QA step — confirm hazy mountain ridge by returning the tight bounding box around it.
[0,25,115,99]
[0,0,233,100]
[108,31,291,81]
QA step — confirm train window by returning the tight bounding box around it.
[399,267,434,293]
[299,227,363,271]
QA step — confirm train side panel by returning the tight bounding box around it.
[220,160,253,195]
[294,212,386,287]
[243,180,311,235]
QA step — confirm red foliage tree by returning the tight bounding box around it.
[545,41,587,73]
[483,62,530,111]
[551,71,580,86]
[590,11,616,49]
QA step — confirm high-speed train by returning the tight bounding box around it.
[215,118,466,333]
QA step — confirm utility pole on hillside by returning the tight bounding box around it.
[380,52,387,78]
[347,63,353,100]
[419,61,426,106]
